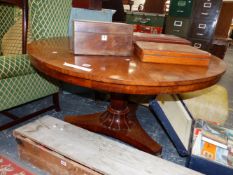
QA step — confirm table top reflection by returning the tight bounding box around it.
[28,37,226,95]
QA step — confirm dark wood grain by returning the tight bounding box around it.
[65,95,162,155]
[135,41,211,66]
[73,21,133,56]
[133,32,191,45]
[28,37,226,155]
[28,37,226,95]
[72,0,102,10]
[0,0,22,7]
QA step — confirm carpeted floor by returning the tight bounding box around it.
[0,46,232,175]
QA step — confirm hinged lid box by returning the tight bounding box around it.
[149,95,233,175]
[135,41,211,66]
[72,20,133,56]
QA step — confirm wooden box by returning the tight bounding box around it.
[134,41,211,66]
[72,20,133,56]
[13,116,203,175]
[133,32,191,45]
[149,95,233,175]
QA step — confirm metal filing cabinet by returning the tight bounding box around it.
[189,20,215,40]
[126,12,165,27]
[190,38,211,51]
[165,0,193,38]
[165,16,191,38]
[188,0,222,51]
[193,0,222,20]
[169,0,193,17]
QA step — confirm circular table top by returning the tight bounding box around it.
[28,37,226,95]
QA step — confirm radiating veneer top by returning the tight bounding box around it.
[28,37,226,95]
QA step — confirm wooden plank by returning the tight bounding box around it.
[13,116,203,175]
[16,135,100,175]
[133,33,191,45]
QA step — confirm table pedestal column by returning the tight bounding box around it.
[65,93,162,155]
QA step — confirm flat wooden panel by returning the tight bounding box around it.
[17,135,100,175]
[133,32,191,45]
[143,0,166,13]
[0,0,22,7]
[13,116,203,175]
[215,2,233,38]
[28,37,226,95]
[72,0,102,10]
[135,41,211,58]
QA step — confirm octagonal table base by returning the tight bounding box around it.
[64,93,162,155]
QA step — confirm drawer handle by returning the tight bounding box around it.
[204,2,211,8]
[196,33,204,36]
[198,24,207,29]
[174,21,183,27]
[194,43,202,48]
[177,1,186,7]
[201,12,209,15]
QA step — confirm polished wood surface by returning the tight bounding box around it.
[28,37,226,155]
[135,41,211,66]
[215,2,233,38]
[28,37,226,95]
[72,0,102,10]
[0,0,22,7]
[133,32,191,45]
[73,21,133,56]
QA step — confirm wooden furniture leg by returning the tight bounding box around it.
[65,93,162,155]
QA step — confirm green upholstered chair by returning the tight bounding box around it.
[0,0,72,130]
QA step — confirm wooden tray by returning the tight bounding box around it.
[135,41,211,66]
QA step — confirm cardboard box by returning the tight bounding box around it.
[149,95,233,175]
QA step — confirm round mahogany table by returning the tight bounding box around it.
[28,37,226,155]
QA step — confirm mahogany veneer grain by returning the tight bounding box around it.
[28,37,226,155]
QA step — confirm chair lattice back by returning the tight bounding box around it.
[29,0,72,40]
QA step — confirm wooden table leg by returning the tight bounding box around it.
[64,93,162,155]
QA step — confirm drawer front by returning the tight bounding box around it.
[193,0,222,20]
[169,0,193,17]
[165,17,191,37]
[126,12,165,27]
[189,20,215,39]
[189,38,211,51]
